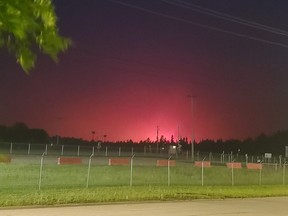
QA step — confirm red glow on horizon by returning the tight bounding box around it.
[29,85,194,142]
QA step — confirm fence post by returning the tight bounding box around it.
[220,151,224,163]
[168,156,172,186]
[38,152,46,190]
[61,145,64,155]
[283,162,286,185]
[259,162,262,185]
[28,143,31,155]
[231,160,235,186]
[131,147,134,156]
[130,154,135,187]
[201,157,206,186]
[245,154,248,165]
[45,144,48,155]
[209,152,212,161]
[105,146,108,157]
[86,153,94,188]
[10,142,13,154]
[77,145,80,157]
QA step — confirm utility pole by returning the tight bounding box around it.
[91,131,95,141]
[188,95,197,161]
[177,126,180,142]
[156,126,159,153]
[55,117,63,145]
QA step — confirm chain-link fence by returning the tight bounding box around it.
[0,142,287,190]
[1,142,285,162]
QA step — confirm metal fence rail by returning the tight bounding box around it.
[1,142,285,164]
[0,154,287,190]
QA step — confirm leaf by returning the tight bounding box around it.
[17,47,36,74]
[0,0,71,74]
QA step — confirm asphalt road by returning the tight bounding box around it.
[1,197,288,216]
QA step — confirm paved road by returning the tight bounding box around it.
[1,197,288,216]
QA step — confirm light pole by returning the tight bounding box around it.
[91,131,95,141]
[156,126,159,153]
[103,134,107,142]
[188,95,197,161]
[55,117,63,145]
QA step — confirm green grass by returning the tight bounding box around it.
[0,158,288,207]
[2,163,285,188]
[1,185,288,207]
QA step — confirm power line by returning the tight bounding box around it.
[164,0,288,37]
[108,0,288,49]
[73,47,174,72]
[71,45,281,88]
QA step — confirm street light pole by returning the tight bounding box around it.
[55,117,63,145]
[188,95,197,161]
[156,126,159,153]
[91,131,95,141]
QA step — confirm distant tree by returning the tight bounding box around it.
[224,139,242,153]
[59,137,86,146]
[144,137,151,143]
[178,137,189,150]
[0,0,71,73]
[159,135,166,144]
[0,124,8,141]
[242,137,254,154]
[170,135,175,144]
[9,122,29,142]
[0,122,50,143]
[196,139,216,152]
[127,139,134,145]
[29,128,49,143]
[270,131,288,155]
[254,133,269,154]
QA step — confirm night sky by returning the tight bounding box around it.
[1,0,288,142]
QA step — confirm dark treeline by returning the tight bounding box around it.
[0,123,287,155]
[196,132,288,155]
[0,123,49,143]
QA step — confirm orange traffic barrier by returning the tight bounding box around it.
[246,163,262,170]
[156,160,176,167]
[57,157,82,165]
[226,162,242,169]
[194,161,211,167]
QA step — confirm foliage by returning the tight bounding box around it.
[196,131,288,155]
[0,0,71,73]
[0,122,49,143]
[1,120,288,155]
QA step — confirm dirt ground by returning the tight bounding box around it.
[1,197,288,216]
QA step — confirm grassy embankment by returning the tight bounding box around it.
[1,185,288,207]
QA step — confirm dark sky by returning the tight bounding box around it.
[1,0,288,142]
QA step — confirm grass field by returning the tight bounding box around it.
[0,155,287,207]
[1,185,288,207]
